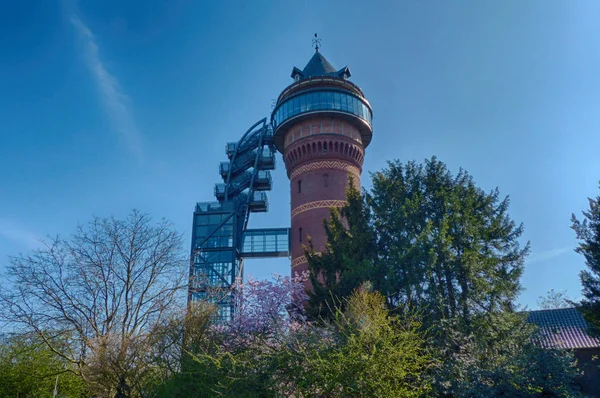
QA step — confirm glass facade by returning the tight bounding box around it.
[241,228,290,257]
[189,118,283,323]
[193,211,235,249]
[193,250,235,288]
[272,90,372,128]
[190,207,239,322]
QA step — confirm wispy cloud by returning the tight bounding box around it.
[527,246,572,264]
[0,219,41,250]
[70,15,143,161]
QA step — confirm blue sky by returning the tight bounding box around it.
[0,0,598,309]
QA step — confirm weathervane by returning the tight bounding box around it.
[312,33,321,52]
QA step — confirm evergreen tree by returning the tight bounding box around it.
[431,311,579,396]
[571,182,600,337]
[305,177,377,321]
[298,157,576,395]
[368,157,529,329]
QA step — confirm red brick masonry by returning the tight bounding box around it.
[282,116,365,289]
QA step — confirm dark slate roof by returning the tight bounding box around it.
[291,51,351,81]
[527,307,600,349]
[302,51,337,77]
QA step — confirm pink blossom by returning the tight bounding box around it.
[212,272,309,349]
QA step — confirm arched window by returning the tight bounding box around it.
[298,180,302,193]
[323,173,329,187]
[299,228,303,242]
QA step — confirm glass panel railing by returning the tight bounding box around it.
[247,192,268,212]
[226,142,237,157]
[241,228,290,258]
[272,90,372,129]
[196,201,233,213]
[219,162,230,177]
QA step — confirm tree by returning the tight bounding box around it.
[305,178,378,320]
[368,158,529,328]
[156,274,308,397]
[277,288,434,397]
[0,210,187,397]
[537,289,572,310]
[571,182,600,337]
[158,282,433,398]
[302,157,578,394]
[0,333,87,398]
[229,274,309,337]
[431,311,579,396]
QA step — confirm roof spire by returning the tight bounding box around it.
[312,33,321,52]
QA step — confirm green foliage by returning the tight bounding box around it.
[432,312,580,396]
[571,182,600,337]
[282,289,434,397]
[156,346,276,397]
[156,289,433,398]
[306,177,378,320]
[369,157,529,326]
[303,157,578,395]
[152,301,276,397]
[0,334,87,398]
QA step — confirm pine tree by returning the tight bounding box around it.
[571,182,600,337]
[305,177,377,321]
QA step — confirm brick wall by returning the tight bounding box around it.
[283,116,365,290]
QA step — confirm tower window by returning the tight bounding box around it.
[323,173,329,187]
[299,228,303,242]
[298,180,302,193]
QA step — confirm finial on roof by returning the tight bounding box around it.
[312,33,321,52]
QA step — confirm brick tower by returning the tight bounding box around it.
[271,43,373,289]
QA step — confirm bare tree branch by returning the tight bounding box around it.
[0,210,187,397]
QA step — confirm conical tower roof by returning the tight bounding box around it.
[290,50,351,81]
[302,51,337,77]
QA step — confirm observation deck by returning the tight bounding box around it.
[189,43,374,322]
[271,50,373,152]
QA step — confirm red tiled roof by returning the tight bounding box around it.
[527,307,600,349]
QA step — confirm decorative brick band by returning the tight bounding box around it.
[291,252,322,268]
[291,200,347,219]
[289,160,361,181]
[291,255,307,268]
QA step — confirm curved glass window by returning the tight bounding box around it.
[272,90,372,128]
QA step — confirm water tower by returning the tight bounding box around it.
[189,38,373,317]
[271,38,373,288]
